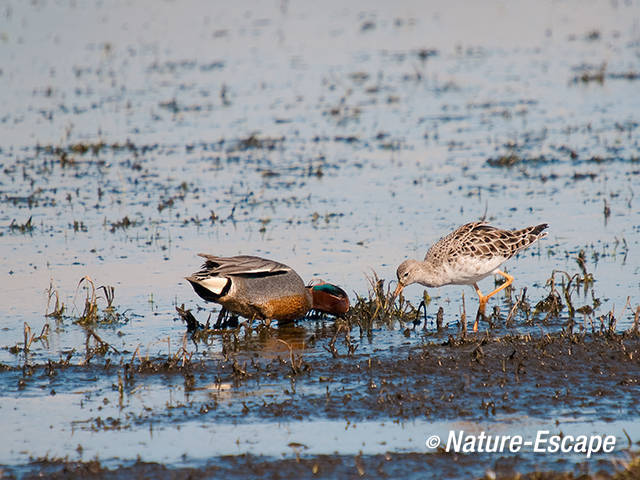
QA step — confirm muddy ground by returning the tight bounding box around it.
[3,321,640,478]
[11,452,640,480]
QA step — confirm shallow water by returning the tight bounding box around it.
[1,0,640,477]
[5,409,639,467]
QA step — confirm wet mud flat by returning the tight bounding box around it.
[13,451,640,480]
[3,325,640,479]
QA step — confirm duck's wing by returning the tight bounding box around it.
[186,255,294,298]
[195,254,293,277]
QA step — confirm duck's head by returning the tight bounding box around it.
[392,259,421,301]
[307,282,350,315]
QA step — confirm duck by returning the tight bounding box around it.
[185,254,349,325]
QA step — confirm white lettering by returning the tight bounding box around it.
[602,436,616,453]
[586,436,602,458]
[485,434,500,453]
[561,435,574,453]
[476,431,487,452]
[462,435,476,453]
[509,435,523,452]
[534,430,549,452]
[547,434,560,453]
[576,435,589,454]
[440,430,617,456]
[446,430,463,452]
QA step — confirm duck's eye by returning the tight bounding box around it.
[403,272,409,278]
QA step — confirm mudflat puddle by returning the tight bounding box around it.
[4,413,638,467]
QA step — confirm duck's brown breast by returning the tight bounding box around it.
[261,294,312,322]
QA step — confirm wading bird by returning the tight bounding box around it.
[393,222,548,331]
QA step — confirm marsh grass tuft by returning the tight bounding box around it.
[46,281,65,320]
[345,272,418,331]
[76,276,99,324]
[74,276,129,326]
[536,252,597,322]
[108,216,140,233]
[277,338,306,375]
[12,322,51,355]
[323,321,360,358]
[629,306,640,336]
[82,328,119,363]
[9,216,34,233]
